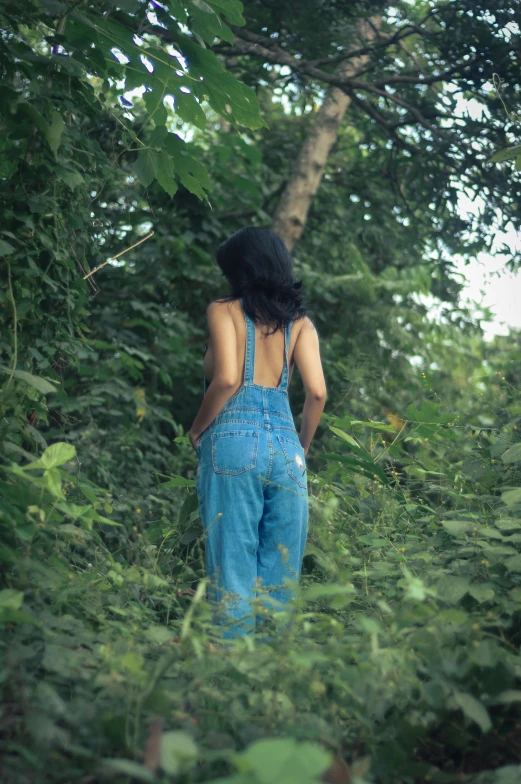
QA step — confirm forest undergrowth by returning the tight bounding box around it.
[2,1,521,781]
[2,379,521,784]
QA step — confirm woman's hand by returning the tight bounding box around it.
[188,430,200,453]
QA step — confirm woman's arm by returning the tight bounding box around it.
[188,302,240,450]
[293,317,327,455]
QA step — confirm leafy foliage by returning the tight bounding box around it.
[3,367,521,781]
[0,0,262,475]
[2,1,521,782]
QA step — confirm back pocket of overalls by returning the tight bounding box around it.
[277,434,307,489]
[211,431,259,475]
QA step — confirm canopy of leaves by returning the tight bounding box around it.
[2,0,521,781]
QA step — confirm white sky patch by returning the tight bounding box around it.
[437,89,521,338]
[416,192,521,342]
[451,81,520,339]
[454,229,521,339]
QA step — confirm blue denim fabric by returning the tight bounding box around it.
[196,298,308,638]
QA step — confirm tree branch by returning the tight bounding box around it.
[229,29,478,100]
[357,84,445,136]
[230,33,453,137]
[345,91,418,153]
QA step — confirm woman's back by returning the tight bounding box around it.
[203,299,305,389]
[203,299,325,402]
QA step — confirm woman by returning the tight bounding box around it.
[189,227,327,638]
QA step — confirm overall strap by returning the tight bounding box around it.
[278,317,293,391]
[240,297,256,384]
[239,297,292,389]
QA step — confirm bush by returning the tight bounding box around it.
[2,394,521,783]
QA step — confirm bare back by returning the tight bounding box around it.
[203,299,304,388]
[192,296,327,454]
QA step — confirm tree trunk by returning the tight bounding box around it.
[272,16,382,252]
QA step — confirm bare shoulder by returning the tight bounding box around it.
[301,315,317,330]
[295,315,318,336]
[206,299,236,319]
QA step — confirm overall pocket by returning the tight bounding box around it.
[211,430,259,475]
[277,434,307,489]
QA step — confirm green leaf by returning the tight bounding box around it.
[0,239,15,256]
[189,0,234,45]
[477,526,504,540]
[56,503,92,520]
[489,145,521,163]
[169,0,188,23]
[502,443,521,464]
[442,520,475,536]
[133,149,159,187]
[172,88,207,130]
[0,589,24,610]
[0,366,57,394]
[493,691,521,705]
[350,419,397,432]
[159,474,195,489]
[329,426,360,449]
[103,759,156,782]
[121,651,144,672]
[180,524,202,544]
[236,738,331,784]
[156,151,178,197]
[41,443,76,469]
[468,583,495,603]
[453,692,492,733]
[143,89,168,126]
[45,467,63,497]
[405,400,453,425]
[173,37,267,130]
[160,134,211,199]
[145,625,174,644]
[180,492,199,525]
[482,544,518,557]
[303,544,338,575]
[160,731,198,775]
[14,370,57,394]
[205,0,245,25]
[56,165,84,191]
[302,583,354,601]
[45,110,65,156]
[496,518,521,531]
[107,0,140,12]
[504,554,521,572]
[501,488,521,507]
[18,442,76,474]
[357,535,387,547]
[90,510,122,527]
[436,576,470,604]
[319,452,389,484]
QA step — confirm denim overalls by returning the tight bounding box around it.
[196,298,308,637]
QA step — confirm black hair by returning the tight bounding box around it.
[215,227,307,335]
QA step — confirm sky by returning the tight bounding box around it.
[454,223,521,340]
[450,88,520,341]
